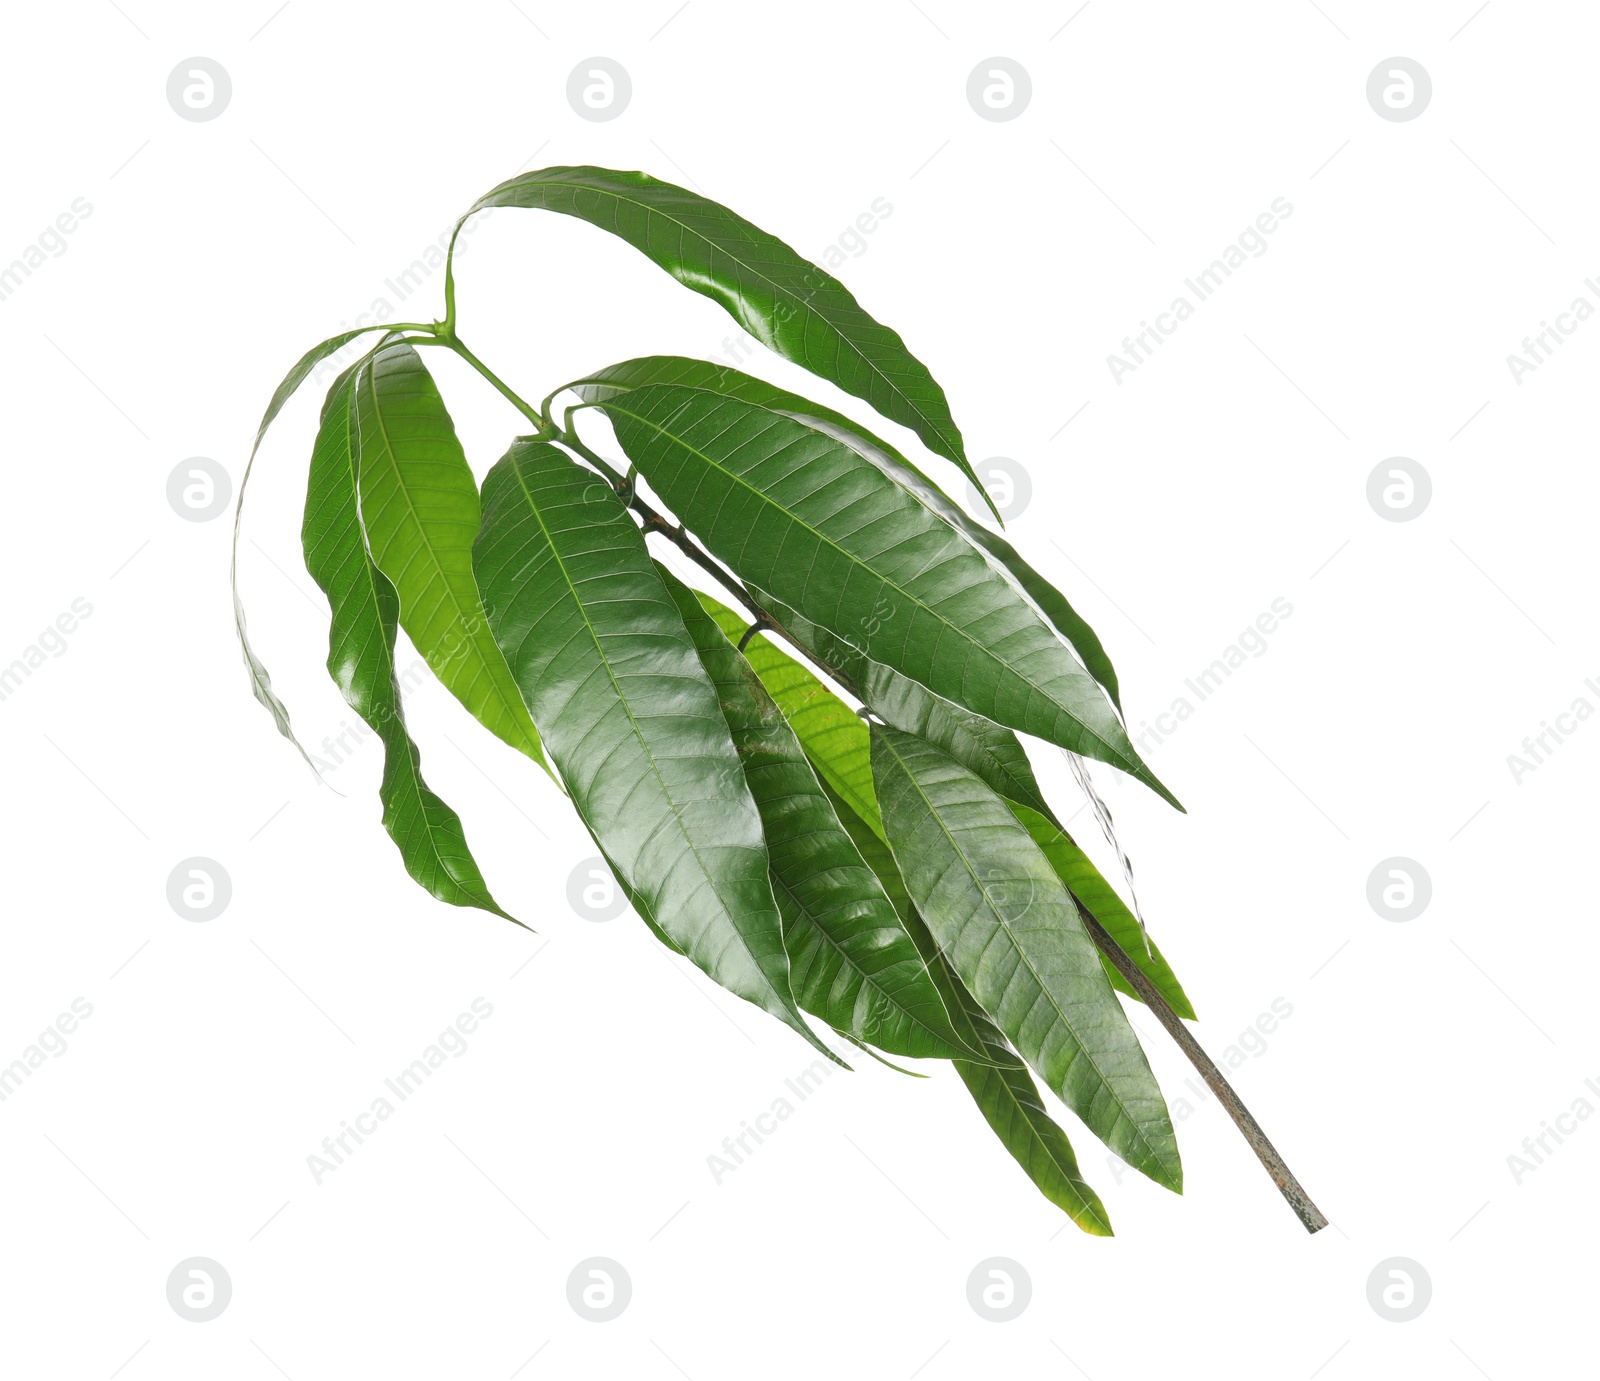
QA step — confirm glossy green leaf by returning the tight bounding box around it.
[660,565,973,1061]
[589,842,686,955]
[301,363,511,920]
[823,776,1110,1232]
[871,724,1181,1190]
[467,167,998,520]
[1009,801,1196,1021]
[352,342,547,769]
[599,385,1178,808]
[742,582,1054,819]
[471,438,832,1059]
[568,354,1120,707]
[235,326,389,763]
[941,960,1114,1233]
[696,591,880,837]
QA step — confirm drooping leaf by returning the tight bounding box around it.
[352,342,547,769]
[599,385,1178,808]
[1009,801,1196,1021]
[235,326,391,762]
[568,355,1121,707]
[696,592,880,837]
[253,327,385,457]
[659,565,974,1061]
[821,775,1110,1232]
[301,362,511,920]
[471,438,833,1060]
[940,959,1114,1234]
[871,724,1181,1191]
[467,167,999,520]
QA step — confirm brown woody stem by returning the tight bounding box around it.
[1078,904,1328,1234]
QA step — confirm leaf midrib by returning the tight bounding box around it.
[359,356,536,755]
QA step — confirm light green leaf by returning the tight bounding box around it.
[741,583,1053,820]
[467,167,999,520]
[352,342,547,769]
[301,362,512,920]
[871,724,1180,1191]
[471,438,833,1059]
[660,566,974,1061]
[599,385,1178,807]
[696,591,879,837]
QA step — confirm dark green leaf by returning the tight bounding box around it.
[301,363,511,920]
[660,565,974,1061]
[696,592,880,837]
[352,343,547,769]
[823,776,1111,1232]
[942,961,1114,1234]
[871,724,1180,1190]
[568,354,1121,707]
[740,582,1053,819]
[1009,801,1197,1021]
[471,438,832,1059]
[600,385,1178,808]
[468,167,998,519]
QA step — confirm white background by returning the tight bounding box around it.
[0,1,1594,1376]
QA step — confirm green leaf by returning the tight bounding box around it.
[822,777,1110,1232]
[467,167,999,520]
[740,583,1054,819]
[659,565,974,1061]
[696,592,880,837]
[942,961,1114,1234]
[301,363,512,921]
[587,843,686,955]
[568,355,1121,708]
[1009,801,1197,1021]
[801,416,1125,715]
[352,342,547,769]
[471,438,833,1060]
[870,724,1181,1191]
[235,326,389,763]
[600,385,1178,808]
